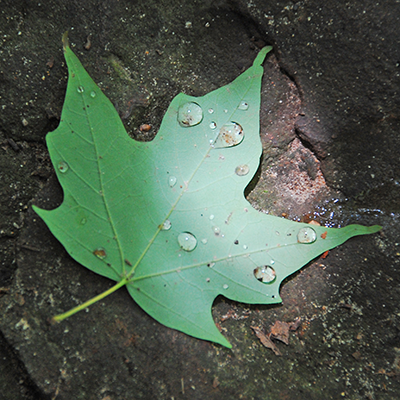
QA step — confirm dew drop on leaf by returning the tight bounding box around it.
[168,176,177,187]
[90,91,96,98]
[177,232,197,251]
[161,220,172,230]
[80,218,87,225]
[238,100,249,110]
[201,238,208,244]
[212,226,221,236]
[254,266,276,283]
[208,108,214,114]
[214,122,243,148]
[297,227,317,243]
[177,102,203,127]
[77,86,84,93]
[58,161,69,173]
[93,248,107,259]
[235,164,249,176]
[209,121,217,129]
[223,284,229,290]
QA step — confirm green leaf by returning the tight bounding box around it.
[33,37,381,348]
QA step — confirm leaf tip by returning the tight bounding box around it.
[253,46,273,67]
[62,31,70,51]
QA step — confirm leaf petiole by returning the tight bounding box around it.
[52,277,129,322]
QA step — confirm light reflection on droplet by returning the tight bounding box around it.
[58,161,69,173]
[177,102,203,127]
[177,232,197,251]
[297,227,317,243]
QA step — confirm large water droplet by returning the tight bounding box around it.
[214,122,243,148]
[235,164,249,176]
[161,220,172,230]
[177,102,203,127]
[238,100,249,110]
[77,86,85,94]
[58,161,69,173]
[297,227,317,243]
[93,248,106,259]
[168,176,177,187]
[254,266,276,283]
[178,232,197,251]
[90,91,96,98]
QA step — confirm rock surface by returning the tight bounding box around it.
[1,0,400,399]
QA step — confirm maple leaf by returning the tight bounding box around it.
[33,34,381,348]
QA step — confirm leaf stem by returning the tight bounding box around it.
[51,277,129,323]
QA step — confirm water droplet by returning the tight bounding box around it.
[223,284,229,290]
[238,100,249,110]
[58,161,69,173]
[254,266,276,283]
[177,232,197,251]
[168,175,177,187]
[214,122,243,148]
[90,91,96,98]
[206,278,211,282]
[161,220,171,230]
[243,244,248,250]
[223,109,228,113]
[208,108,214,114]
[297,227,317,243]
[209,121,217,129]
[177,102,203,127]
[212,226,221,236]
[209,214,215,220]
[201,238,208,244]
[77,86,84,93]
[93,248,106,259]
[80,218,87,225]
[235,164,250,176]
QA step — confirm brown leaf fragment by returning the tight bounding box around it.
[270,321,290,345]
[289,317,302,332]
[251,326,281,356]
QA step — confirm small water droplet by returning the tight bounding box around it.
[235,164,250,176]
[238,100,249,110]
[161,220,172,230]
[209,121,217,129]
[243,244,248,250]
[201,238,208,244]
[168,175,177,187]
[223,284,229,290]
[212,226,221,236]
[58,161,69,173]
[90,91,96,98]
[206,278,211,282]
[207,262,215,268]
[77,86,84,93]
[270,259,275,265]
[80,218,87,225]
[177,232,197,251]
[93,248,106,259]
[208,108,214,114]
[177,102,203,127]
[223,109,228,113]
[297,227,317,243]
[214,122,243,148]
[209,214,215,220]
[254,266,276,283]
